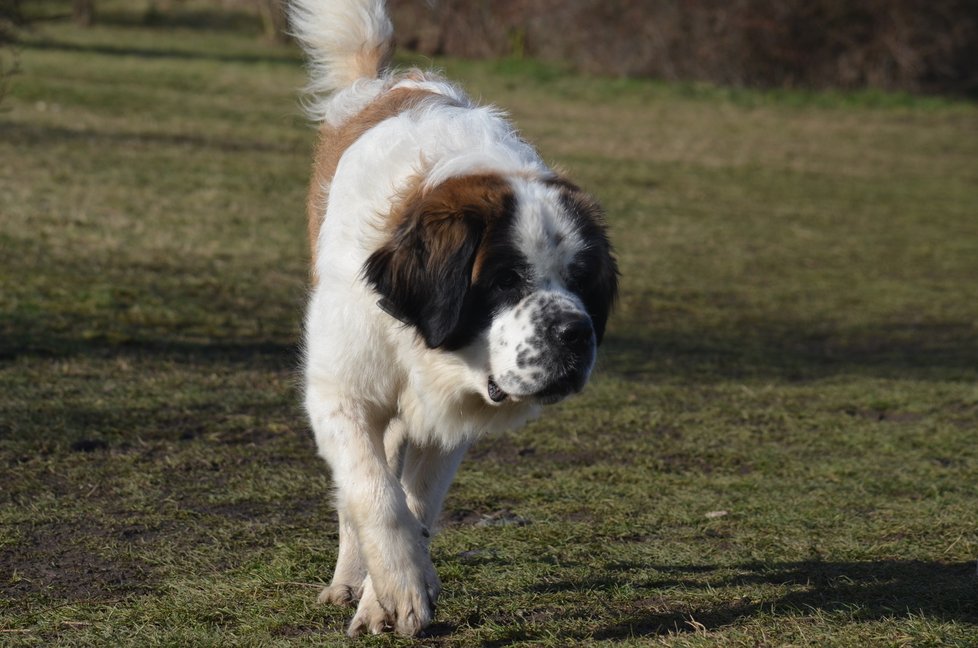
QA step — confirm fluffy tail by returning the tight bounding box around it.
[289,0,394,102]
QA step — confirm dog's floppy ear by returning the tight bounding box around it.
[363,175,512,349]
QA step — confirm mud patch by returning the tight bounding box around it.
[468,434,617,467]
[0,522,158,602]
[189,495,326,525]
[69,439,110,453]
[843,407,925,424]
[655,453,715,474]
[270,622,324,638]
[440,508,530,528]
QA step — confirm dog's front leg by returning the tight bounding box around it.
[308,395,437,637]
[319,418,409,608]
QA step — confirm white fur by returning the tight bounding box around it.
[294,0,603,638]
[289,0,393,121]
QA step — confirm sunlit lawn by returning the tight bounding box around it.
[1,3,977,646]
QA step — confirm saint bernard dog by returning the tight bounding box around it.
[290,0,618,637]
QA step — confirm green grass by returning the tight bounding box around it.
[2,3,978,646]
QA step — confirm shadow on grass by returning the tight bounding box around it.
[0,122,303,155]
[24,4,266,34]
[0,245,304,367]
[540,560,978,639]
[603,317,978,383]
[0,333,301,450]
[21,36,300,66]
[94,7,267,34]
[0,313,298,369]
[5,309,977,385]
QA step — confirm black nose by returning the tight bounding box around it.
[549,315,594,353]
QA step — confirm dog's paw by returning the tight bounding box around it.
[347,569,439,637]
[317,581,362,608]
[347,576,390,636]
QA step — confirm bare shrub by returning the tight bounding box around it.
[0,0,20,108]
[256,0,288,42]
[73,0,95,26]
[387,0,978,95]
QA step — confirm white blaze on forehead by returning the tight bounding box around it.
[510,180,586,287]
[485,180,598,402]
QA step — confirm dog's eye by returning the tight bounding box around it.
[492,270,522,291]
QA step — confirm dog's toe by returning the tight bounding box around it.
[395,608,428,637]
[345,571,435,637]
[347,593,389,637]
[317,583,360,607]
[391,580,435,636]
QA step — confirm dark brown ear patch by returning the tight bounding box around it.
[363,174,516,348]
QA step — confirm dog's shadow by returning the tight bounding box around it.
[524,559,978,640]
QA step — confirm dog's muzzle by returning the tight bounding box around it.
[522,313,596,405]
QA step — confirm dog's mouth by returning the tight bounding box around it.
[487,377,508,403]
[487,367,588,406]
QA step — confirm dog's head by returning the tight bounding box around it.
[364,173,618,406]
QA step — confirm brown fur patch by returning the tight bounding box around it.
[354,42,394,86]
[388,173,517,283]
[306,86,458,283]
[361,173,518,349]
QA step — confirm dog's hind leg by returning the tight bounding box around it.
[399,440,469,566]
[384,417,409,478]
[318,510,365,607]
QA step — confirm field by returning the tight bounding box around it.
[2,5,978,646]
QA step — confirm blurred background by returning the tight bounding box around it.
[3,0,977,97]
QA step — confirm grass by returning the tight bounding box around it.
[2,2,978,646]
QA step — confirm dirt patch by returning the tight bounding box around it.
[564,508,596,523]
[440,508,485,527]
[844,407,926,423]
[440,508,530,529]
[188,495,327,525]
[270,622,325,638]
[0,522,158,602]
[69,439,110,453]
[468,434,619,468]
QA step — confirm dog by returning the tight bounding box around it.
[290,0,619,636]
